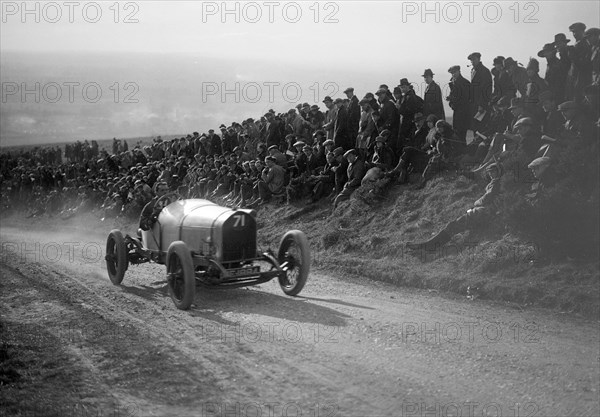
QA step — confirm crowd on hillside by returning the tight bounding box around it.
[1,22,599,225]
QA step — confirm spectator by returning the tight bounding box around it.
[333,98,351,150]
[468,52,493,117]
[566,22,593,101]
[446,65,472,144]
[333,149,366,208]
[491,56,515,102]
[345,87,361,144]
[422,69,446,121]
[253,156,285,206]
[538,42,569,104]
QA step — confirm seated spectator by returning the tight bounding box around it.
[406,113,429,150]
[333,149,366,208]
[267,144,288,168]
[308,151,337,203]
[331,146,349,196]
[407,163,503,251]
[416,120,465,188]
[251,156,286,206]
[539,91,565,139]
[367,137,395,172]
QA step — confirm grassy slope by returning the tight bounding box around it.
[253,173,599,318]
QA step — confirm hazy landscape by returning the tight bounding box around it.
[1,51,445,147]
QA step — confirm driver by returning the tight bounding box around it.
[139,181,172,231]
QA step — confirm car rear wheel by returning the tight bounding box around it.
[277,230,310,296]
[166,241,195,310]
[106,229,128,285]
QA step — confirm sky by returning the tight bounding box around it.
[1,0,599,146]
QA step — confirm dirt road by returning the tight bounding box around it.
[1,219,598,417]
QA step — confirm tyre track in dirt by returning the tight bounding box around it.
[1,220,599,416]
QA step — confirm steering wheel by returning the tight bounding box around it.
[153,192,180,213]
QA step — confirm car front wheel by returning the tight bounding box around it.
[106,229,128,285]
[277,230,310,296]
[166,241,195,310]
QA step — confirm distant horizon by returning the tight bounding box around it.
[2,1,598,147]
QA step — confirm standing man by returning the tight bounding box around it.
[322,96,337,141]
[468,52,493,119]
[491,56,515,102]
[584,27,600,86]
[356,98,377,159]
[207,129,222,156]
[333,98,351,150]
[422,69,445,120]
[375,88,400,151]
[538,43,569,104]
[446,65,472,145]
[566,22,592,101]
[397,78,423,153]
[264,112,282,149]
[344,87,361,145]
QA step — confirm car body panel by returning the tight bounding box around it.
[142,199,257,263]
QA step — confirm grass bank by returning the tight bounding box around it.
[254,173,599,318]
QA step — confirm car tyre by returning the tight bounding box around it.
[106,229,128,285]
[277,230,310,296]
[166,241,195,310]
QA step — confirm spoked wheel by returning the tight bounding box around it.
[277,230,310,296]
[105,229,128,285]
[166,241,195,310]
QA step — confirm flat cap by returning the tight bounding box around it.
[508,97,524,109]
[293,141,306,147]
[343,149,357,158]
[528,156,552,169]
[333,147,345,157]
[584,27,600,38]
[265,156,277,162]
[343,87,354,93]
[267,145,279,151]
[569,22,586,32]
[558,101,578,111]
[514,117,534,128]
[322,139,335,146]
[310,104,320,110]
[421,115,437,125]
[375,88,387,95]
[448,65,461,73]
[467,52,481,60]
[503,57,517,68]
[493,55,505,65]
[334,98,344,104]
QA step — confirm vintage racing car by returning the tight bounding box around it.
[105,196,310,310]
